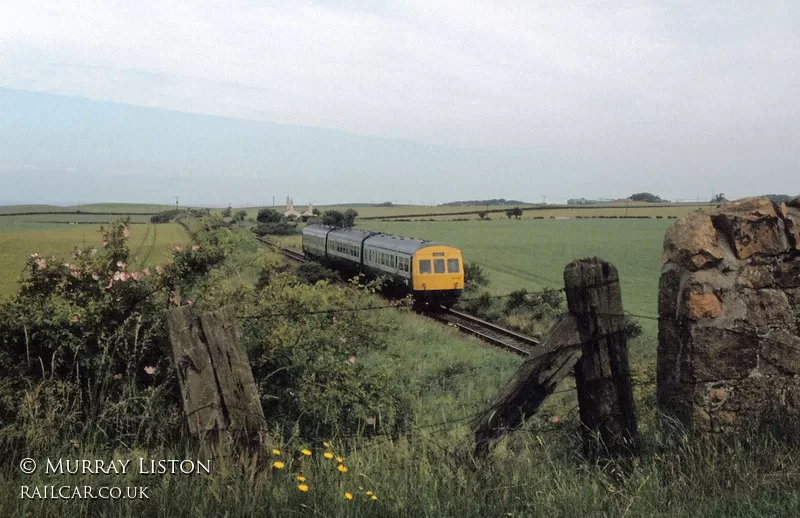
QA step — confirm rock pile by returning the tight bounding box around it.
[658,197,800,434]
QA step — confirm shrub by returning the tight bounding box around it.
[463,261,490,293]
[0,219,231,452]
[257,208,283,223]
[253,221,298,236]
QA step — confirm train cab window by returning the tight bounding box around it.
[447,259,460,273]
[419,259,431,274]
[434,259,445,274]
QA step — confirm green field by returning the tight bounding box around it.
[0,223,191,299]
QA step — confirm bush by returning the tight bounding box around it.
[296,261,341,285]
[463,261,490,293]
[241,267,412,440]
[257,208,283,223]
[253,221,298,236]
[0,219,231,452]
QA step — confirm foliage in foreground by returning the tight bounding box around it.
[0,217,406,457]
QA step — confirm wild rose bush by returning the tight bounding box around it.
[0,219,230,452]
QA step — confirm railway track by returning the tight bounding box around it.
[431,308,539,356]
[255,236,539,356]
[255,237,306,262]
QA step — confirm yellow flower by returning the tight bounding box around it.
[366,491,374,496]
[323,452,334,460]
[336,457,344,463]
[359,486,363,490]
[272,461,285,469]
[301,449,312,456]
[323,441,330,447]
[297,475,306,482]
[344,492,353,500]
[297,484,309,492]
[272,449,281,456]
[338,464,348,473]
[371,495,377,501]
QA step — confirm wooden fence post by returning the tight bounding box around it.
[166,305,266,452]
[472,314,582,456]
[564,257,638,457]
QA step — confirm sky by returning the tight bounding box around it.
[0,0,798,206]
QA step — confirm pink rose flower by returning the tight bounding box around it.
[91,273,100,281]
[122,227,130,239]
[191,244,200,251]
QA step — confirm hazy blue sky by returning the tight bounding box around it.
[1,1,797,206]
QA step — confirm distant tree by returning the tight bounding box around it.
[257,208,283,223]
[477,211,488,220]
[343,209,358,227]
[234,209,248,222]
[711,193,728,203]
[628,192,665,203]
[509,207,523,219]
[321,210,344,227]
[312,207,321,216]
[221,206,232,218]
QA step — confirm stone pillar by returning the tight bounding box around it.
[658,197,800,435]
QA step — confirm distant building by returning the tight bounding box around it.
[284,196,314,218]
[567,198,599,205]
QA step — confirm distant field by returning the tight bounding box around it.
[0,203,174,214]
[0,223,190,300]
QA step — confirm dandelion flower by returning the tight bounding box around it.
[296,475,306,482]
[272,461,285,469]
[323,441,330,447]
[337,464,348,473]
[323,452,334,460]
[297,484,309,492]
[301,449,312,456]
[371,495,377,501]
[336,457,344,463]
[344,492,353,500]
[366,491,374,496]
[272,449,281,456]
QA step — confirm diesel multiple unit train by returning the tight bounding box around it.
[301,225,465,308]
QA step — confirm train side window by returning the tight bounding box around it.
[434,259,445,274]
[419,260,431,274]
[447,259,460,273]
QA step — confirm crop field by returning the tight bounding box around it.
[0,222,190,300]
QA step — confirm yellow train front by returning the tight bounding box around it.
[302,225,465,309]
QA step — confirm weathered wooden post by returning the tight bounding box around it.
[564,257,638,457]
[166,305,267,453]
[472,314,583,456]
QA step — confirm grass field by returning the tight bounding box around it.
[0,223,190,299]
